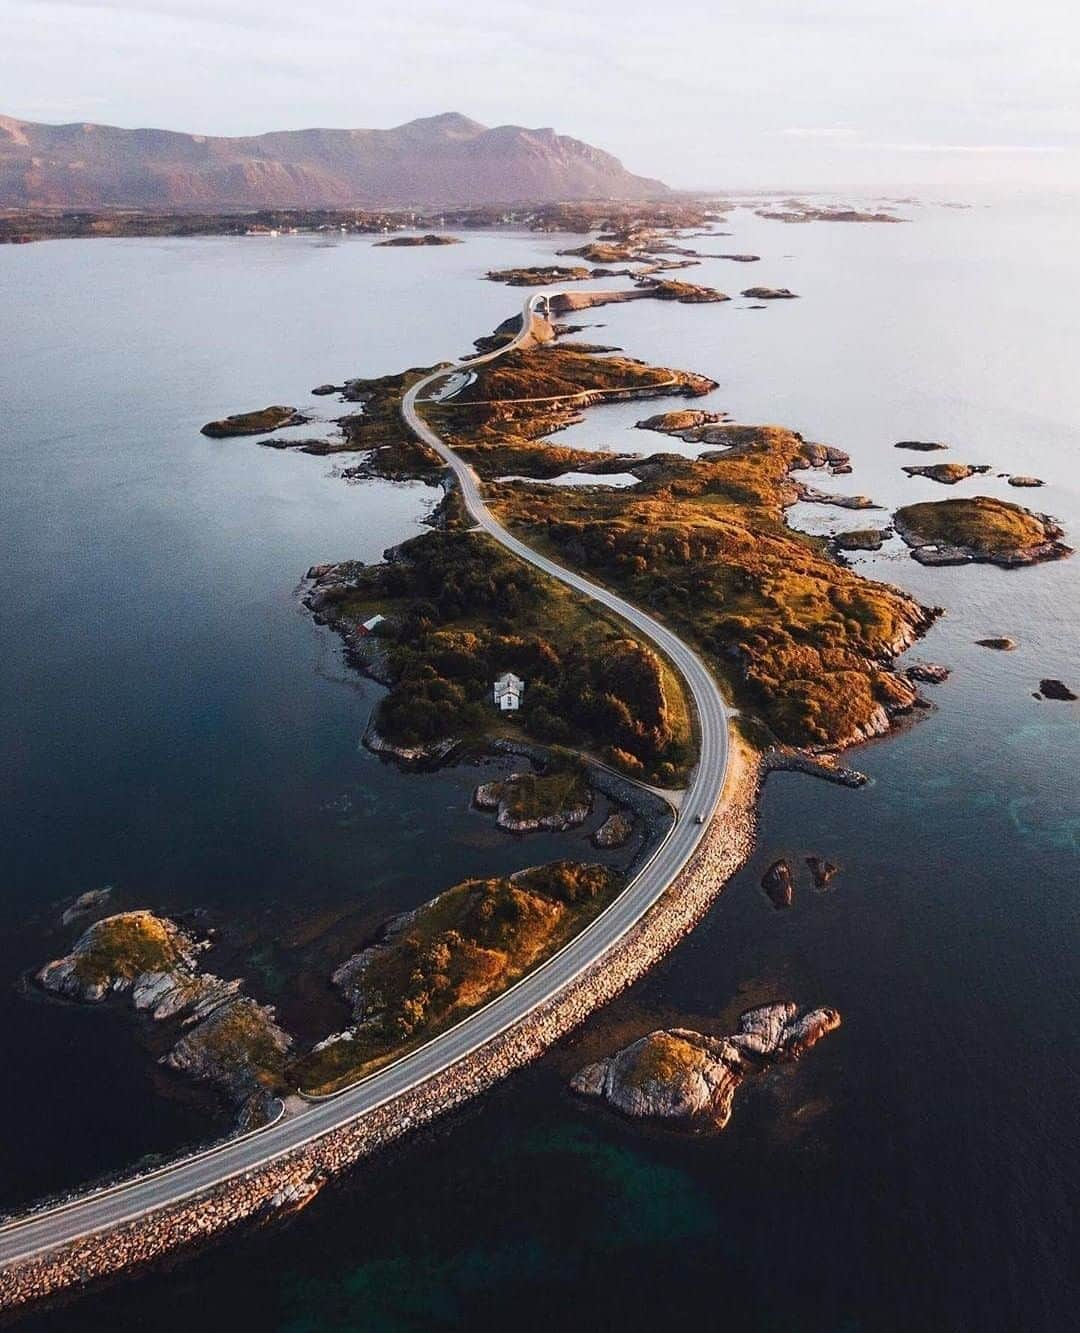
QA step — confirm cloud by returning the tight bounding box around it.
[865,141,1067,154]
[776,126,859,139]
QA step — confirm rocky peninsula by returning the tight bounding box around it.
[571,1002,841,1130]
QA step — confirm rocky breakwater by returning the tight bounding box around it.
[571,1002,840,1130]
[36,911,291,1126]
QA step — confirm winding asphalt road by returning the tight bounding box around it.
[0,295,729,1270]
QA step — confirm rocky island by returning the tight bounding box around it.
[474,762,592,832]
[201,405,306,438]
[902,462,990,485]
[571,1002,841,1130]
[894,497,1072,567]
[374,233,461,246]
[37,910,291,1125]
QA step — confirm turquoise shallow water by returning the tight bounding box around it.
[2,201,1079,1331]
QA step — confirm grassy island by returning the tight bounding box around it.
[292,861,621,1095]
[894,496,1070,566]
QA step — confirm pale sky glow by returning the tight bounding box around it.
[3,0,1078,189]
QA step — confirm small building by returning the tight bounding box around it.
[493,672,525,712]
[359,614,386,635]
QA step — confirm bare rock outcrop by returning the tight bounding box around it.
[592,811,634,849]
[571,1002,841,1130]
[761,859,794,909]
[740,287,799,299]
[1037,678,1077,702]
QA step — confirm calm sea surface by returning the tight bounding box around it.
[2,199,1078,1331]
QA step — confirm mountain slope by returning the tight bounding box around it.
[0,111,667,208]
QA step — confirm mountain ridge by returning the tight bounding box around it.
[0,111,668,209]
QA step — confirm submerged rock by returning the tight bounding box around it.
[571,1002,841,1130]
[895,440,949,452]
[805,856,840,889]
[975,636,1018,650]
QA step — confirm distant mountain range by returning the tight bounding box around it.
[0,111,667,210]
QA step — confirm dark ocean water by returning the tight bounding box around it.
[2,201,1078,1331]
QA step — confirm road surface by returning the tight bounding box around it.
[0,294,729,1269]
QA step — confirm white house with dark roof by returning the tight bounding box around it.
[493,671,524,712]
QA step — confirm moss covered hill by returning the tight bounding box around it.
[318,528,692,783]
[292,861,620,1095]
[491,421,935,750]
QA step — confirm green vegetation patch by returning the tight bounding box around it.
[71,911,187,987]
[486,761,590,822]
[292,861,620,1094]
[336,528,693,782]
[622,1032,706,1090]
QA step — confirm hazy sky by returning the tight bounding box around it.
[3,0,1078,189]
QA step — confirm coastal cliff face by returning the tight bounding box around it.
[37,911,291,1122]
[571,1003,841,1130]
[0,111,667,209]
